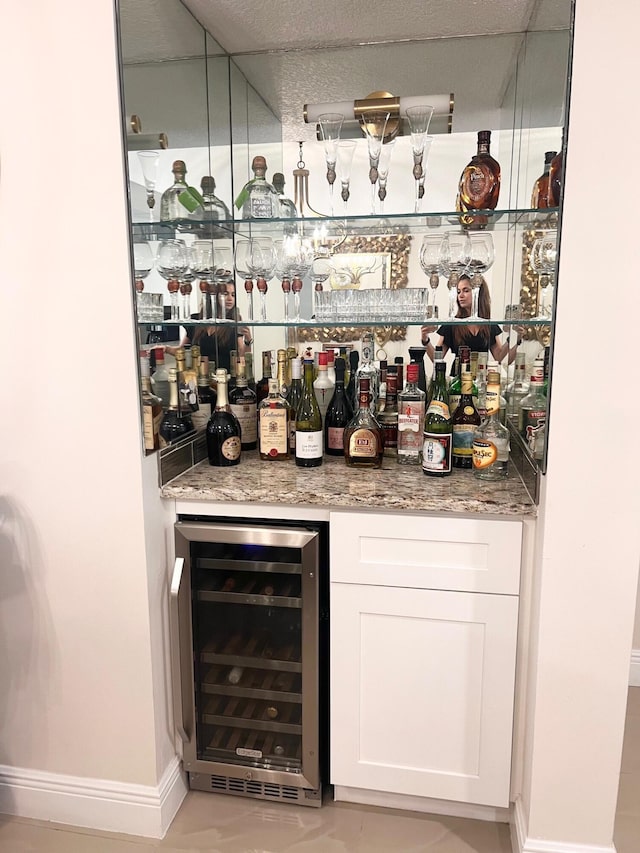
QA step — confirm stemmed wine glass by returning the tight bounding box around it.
[468,233,495,320]
[419,234,445,319]
[137,151,160,218]
[309,253,333,319]
[273,240,290,322]
[439,231,471,319]
[212,246,233,321]
[191,240,216,319]
[247,238,277,322]
[336,140,357,214]
[530,231,557,320]
[361,111,390,215]
[280,234,313,322]
[318,112,344,215]
[157,239,188,321]
[405,106,434,213]
[234,239,254,322]
[133,242,154,295]
[377,139,396,214]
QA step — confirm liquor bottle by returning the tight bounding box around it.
[140,351,163,452]
[343,378,384,469]
[408,347,428,395]
[422,361,452,477]
[160,159,202,228]
[228,349,238,393]
[448,346,475,416]
[378,371,399,458]
[452,368,481,469]
[151,347,170,408]
[475,351,489,418]
[506,352,529,425]
[530,151,557,209]
[519,358,547,457]
[326,348,337,386]
[548,134,564,207]
[159,368,195,448]
[313,351,333,421]
[175,346,199,414]
[456,130,501,228]
[295,358,323,467]
[276,348,289,398]
[473,369,510,479]
[394,356,404,393]
[258,378,290,461]
[376,359,388,414]
[272,172,298,218]
[245,351,256,395]
[206,369,241,466]
[229,358,257,450]
[345,349,359,410]
[426,345,444,405]
[237,155,281,219]
[397,363,426,465]
[256,350,272,405]
[356,333,379,412]
[196,175,231,238]
[324,357,353,457]
[191,359,216,431]
[287,355,303,453]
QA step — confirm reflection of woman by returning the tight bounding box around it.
[421,275,522,368]
[183,282,252,373]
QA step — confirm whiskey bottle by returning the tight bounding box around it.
[472,369,510,479]
[452,368,481,469]
[258,378,290,461]
[324,357,353,457]
[160,160,202,229]
[531,151,557,209]
[197,175,231,238]
[343,378,384,469]
[422,361,452,477]
[236,155,281,219]
[397,363,426,465]
[159,368,195,448]
[355,333,379,412]
[548,135,564,207]
[518,358,547,457]
[272,172,298,219]
[378,371,399,458]
[206,369,241,466]
[140,351,163,452]
[457,130,501,229]
[229,358,257,450]
[276,348,289,399]
[295,358,323,467]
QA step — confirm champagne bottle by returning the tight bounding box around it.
[191,359,216,431]
[343,378,384,469]
[206,369,241,466]
[295,358,323,467]
[452,368,481,469]
[151,347,170,408]
[324,357,354,457]
[422,361,452,477]
[159,368,195,448]
[473,369,510,479]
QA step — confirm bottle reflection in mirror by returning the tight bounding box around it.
[137,151,160,218]
[213,247,233,321]
[318,112,344,215]
[405,105,434,213]
[377,139,396,214]
[336,140,357,214]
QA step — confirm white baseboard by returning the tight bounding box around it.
[511,796,616,853]
[630,649,640,687]
[0,755,187,839]
[333,785,510,824]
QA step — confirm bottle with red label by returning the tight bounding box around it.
[397,363,426,465]
[343,378,384,468]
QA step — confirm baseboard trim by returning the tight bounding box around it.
[0,756,187,839]
[333,785,510,823]
[630,649,640,687]
[511,796,616,853]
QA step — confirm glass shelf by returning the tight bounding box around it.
[137,317,554,329]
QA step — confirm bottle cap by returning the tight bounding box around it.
[154,347,165,362]
[251,155,267,174]
[544,151,557,164]
[268,378,279,394]
[200,175,216,192]
[406,363,419,383]
[327,349,335,364]
[215,368,228,382]
[318,352,328,366]
[172,160,187,174]
[478,130,491,144]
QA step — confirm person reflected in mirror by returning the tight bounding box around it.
[420,275,523,369]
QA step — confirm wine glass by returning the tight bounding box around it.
[377,139,396,214]
[247,237,277,322]
[361,111,390,215]
[418,234,445,319]
[336,140,357,214]
[157,239,188,321]
[530,231,557,319]
[280,234,313,321]
[439,231,471,319]
[309,253,333,319]
[137,151,160,217]
[133,242,154,294]
[318,112,344,215]
[212,246,233,321]
[191,240,216,319]
[405,105,434,212]
[468,233,495,319]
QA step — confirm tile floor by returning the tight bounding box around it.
[0,689,637,852]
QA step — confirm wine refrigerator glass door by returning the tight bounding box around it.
[171,520,322,802]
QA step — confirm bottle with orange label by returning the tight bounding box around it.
[472,369,509,479]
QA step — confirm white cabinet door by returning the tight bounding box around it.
[330,583,519,807]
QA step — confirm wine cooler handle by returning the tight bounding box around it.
[169,557,189,744]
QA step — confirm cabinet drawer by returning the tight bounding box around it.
[330,512,522,595]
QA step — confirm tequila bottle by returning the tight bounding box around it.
[197,175,231,238]
[272,172,298,218]
[160,160,202,229]
[237,155,281,219]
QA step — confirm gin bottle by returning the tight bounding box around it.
[397,363,426,465]
[472,369,510,479]
[238,156,281,219]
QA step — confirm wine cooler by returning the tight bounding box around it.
[171,516,328,806]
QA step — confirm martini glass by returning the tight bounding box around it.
[318,112,344,215]
[419,234,445,319]
[468,233,495,319]
[361,111,390,215]
[405,105,434,212]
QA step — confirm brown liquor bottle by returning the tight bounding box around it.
[548,139,564,207]
[531,151,557,209]
[457,130,501,229]
[343,378,384,468]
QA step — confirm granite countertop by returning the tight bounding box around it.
[161,452,537,517]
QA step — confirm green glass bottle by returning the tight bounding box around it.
[295,357,323,467]
[422,361,452,477]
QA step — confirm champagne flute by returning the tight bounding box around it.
[336,140,357,214]
[137,151,160,217]
[318,112,344,215]
[361,111,390,215]
[157,239,188,321]
[468,233,495,319]
[405,105,434,212]
[418,234,445,319]
[439,231,471,319]
[377,139,396,214]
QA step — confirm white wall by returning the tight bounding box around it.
[0,0,172,799]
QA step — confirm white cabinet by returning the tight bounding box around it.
[329,511,522,809]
